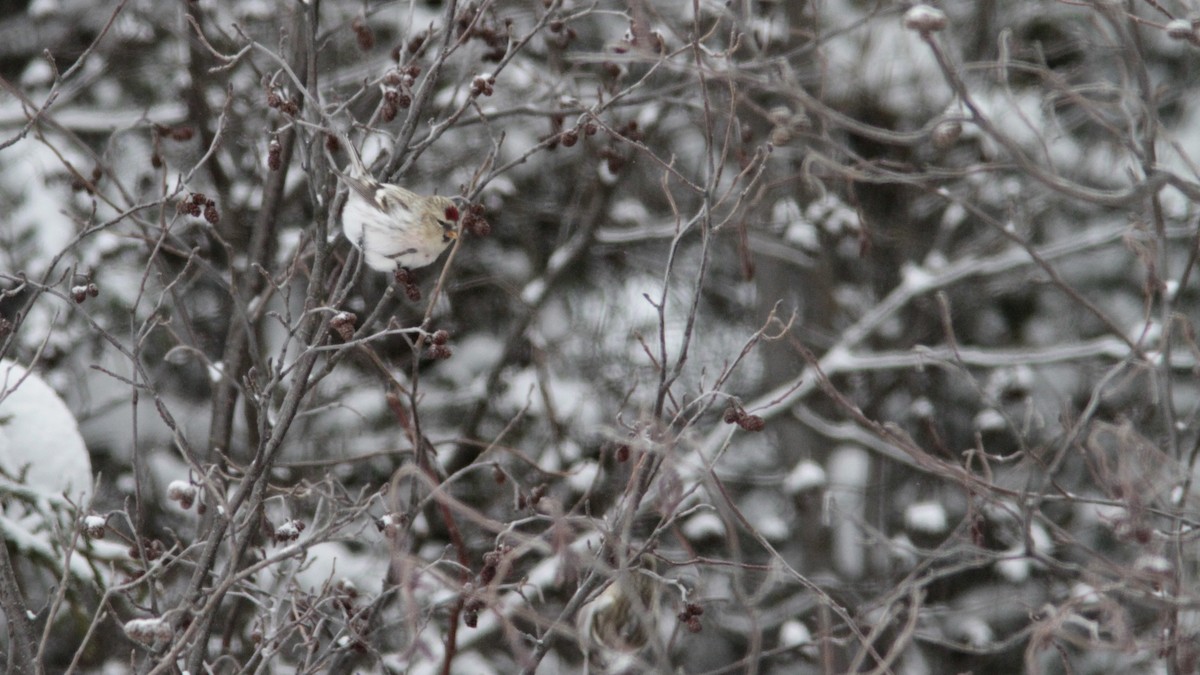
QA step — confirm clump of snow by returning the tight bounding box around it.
[956,616,993,648]
[19,59,53,88]
[995,520,1053,582]
[905,501,949,535]
[821,8,950,114]
[903,5,948,34]
[828,446,871,578]
[274,520,303,543]
[1029,522,1053,555]
[682,511,726,541]
[783,460,827,494]
[167,480,198,510]
[295,542,389,594]
[900,262,937,293]
[888,534,919,571]
[779,619,812,647]
[82,514,107,538]
[739,492,789,541]
[611,198,651,225]
[985,366,1034,400]
[774,199,820,251]
[910,397,935,419]
[498,368,603,432]
[433,333,504,388]
[1165,20,1198,43]
[0,359,92,503]
[1134,554,1171,575]
[995,551,1031,583]
[973,408,1007,432]
[1070,582,1101,606]
[27,0,59,18]
[123,617,172,644]
[566,460,600,494]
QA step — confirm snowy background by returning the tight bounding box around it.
[1,0,1199,673]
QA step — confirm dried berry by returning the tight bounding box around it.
[394,267,422,300]
[737,414,765,432]
[529,484,546,506]
[82,515,106,539]
[331,311,357,341]
[930,119,962,150]
[470,75,495,97]
[376,513,406,538]
[352,16,375,51]
[144,539,165,561]
[480,559,497,585]
[408,32,427,54]
[432,329,450,345]
[462,208,492,237]
[167,480,197,509]
[274,519,304,544]
[268,138,282,171]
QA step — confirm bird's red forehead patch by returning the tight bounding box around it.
[444,205,460,221]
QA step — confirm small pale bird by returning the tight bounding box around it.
[576,555,660,673]
[334,141,460,272]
